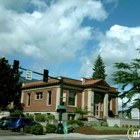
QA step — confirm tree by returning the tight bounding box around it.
[92,55,107,80]
[74,106,90,120]
[112,49,140,112]
[0,57,21,111]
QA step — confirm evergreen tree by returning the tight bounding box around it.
[112,48,140,112]
[92,55,107,80]
[0,58,21,111]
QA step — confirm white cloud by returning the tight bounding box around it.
[0,0,108,69]
[79,25,140,84]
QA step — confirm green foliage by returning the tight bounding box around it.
[10,110,24,117]
[30,124,43,135]
[84,122,92,127]
[92,55,107,80]
[112,49,140,112]
[24,124,43,135]
[26,114,34,120]
[101,121,108,127]
[67,120,84,127]
[24,125,32,133]
[74,106,89,119]
[0,57,21,110]
[47,114,55,120]
[114,124,119,128]
[46,124,57,133]
[35,114,47,122]
[68,124,80,132]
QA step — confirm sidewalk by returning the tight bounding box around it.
[0,133,127,140]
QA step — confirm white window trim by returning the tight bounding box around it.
[47,91,52,106]
[35,92,43,100]
[26,93,31,107]
[68,92,77,107]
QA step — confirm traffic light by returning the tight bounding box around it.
[43,69,49,82]
[13,60,19,73]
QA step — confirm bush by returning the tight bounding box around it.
[30,124,43,135]
[67,120,84,127]
[91,123,98,126]
[84,122,92,127]
[47,114,55,120]
[125,124,128,128]
[68,124,80,132]
[101,121,108,127]
[46,124,57,133]
[24,125,32,133]
[78,116,88,121]
[114,124,119,128]
[35,114,47,122]
[26,114,34,120]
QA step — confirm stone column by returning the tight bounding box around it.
[103,93,108,117]
[110,98,112,110]
[116,97,118,115]
[98,103,101,117]
[87,90,94,114]
[82,91,85,108]
[56,87,60,109]
[21,91,24,103]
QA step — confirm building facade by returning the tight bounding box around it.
[21,76,119,120]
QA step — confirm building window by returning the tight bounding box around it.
[68,92,76,106]
[47,91,52,105]
[27,93,31,106]
[35,92,43,100]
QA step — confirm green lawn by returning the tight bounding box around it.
[92,126,139,131]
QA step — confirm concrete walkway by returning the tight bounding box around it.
[0,133,128,140]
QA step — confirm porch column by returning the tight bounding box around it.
[82,91,85,108]
[103,93,108,117]
[87,90,94,114]
[116,97,118,115]
[21,91,24,103]
[56,87,60,109]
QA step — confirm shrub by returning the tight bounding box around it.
[46,124,57,133]
[26,114,34,120]
[114,124,119,128]
[24,125,32,133]
[47,114,55,120]
[101,121,108,127]
[30,124,43,135]
[78,116,88,121]
[125,124,128,128]
[68,124,80,132]
[91,123,98,126]
[67,120,84,127]
[35,114,47,122]
[130,125,132,127]
[84,122,92,127]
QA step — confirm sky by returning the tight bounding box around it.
[0,0,140,111]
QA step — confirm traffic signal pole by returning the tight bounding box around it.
[13,60,65,134]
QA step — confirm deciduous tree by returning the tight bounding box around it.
[0,57,21,111]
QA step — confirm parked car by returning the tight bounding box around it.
[0,116,19,130]
[10,117,39,132]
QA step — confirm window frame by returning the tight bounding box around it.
[68,91,76,106]
[26,93,31,107]
[35,92,43,100]
[47,91,52,106]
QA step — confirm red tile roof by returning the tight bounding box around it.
[21,76,118,94]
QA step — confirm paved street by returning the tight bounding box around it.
[0,129,139,140]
